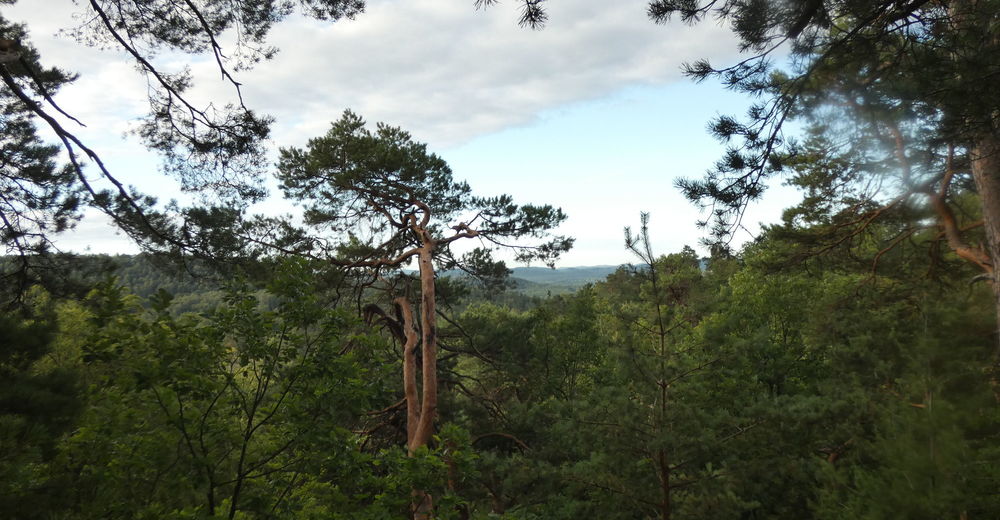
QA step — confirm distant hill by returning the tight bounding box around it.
[22,255,624,311]
[509,265,620,287]
[436,265,620,301]
[437,265,622,298]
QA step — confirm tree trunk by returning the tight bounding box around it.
[413,245,438,449]
[658,448,671,520]
[953,0,1000,392]
[970,131,1000,390]
[410,241,438,520]
[397,297,420,447]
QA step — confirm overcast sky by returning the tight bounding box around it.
[6,1,799,266]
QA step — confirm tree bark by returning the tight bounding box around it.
[952,0,1000,392]
[396,297,420,447]
[413,245,438,449]
[970,131,1000,386]
[410,238,438,520]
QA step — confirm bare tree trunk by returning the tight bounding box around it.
[410,241,438,520]
[970,132,1000,391]
[396,297,420,447]
[412,491,433,520]
[413,245,438,448]
[972,134,1000,291]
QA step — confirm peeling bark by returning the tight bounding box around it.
[971,134,1000,287]
[366,218,442,519]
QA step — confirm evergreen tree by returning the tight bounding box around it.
[724,214,1000,518]
[0,0,372,296]
[647,0,1000,338]
[0,290,80,518]
[275,110,571,518]
[0,17,81,303]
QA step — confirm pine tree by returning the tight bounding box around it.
[0,1,368,295]
[648,0,1000,342]
[275,110,571,518]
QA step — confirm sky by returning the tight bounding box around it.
[5,0,800,266]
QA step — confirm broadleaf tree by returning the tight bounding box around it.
[275,109,572,518]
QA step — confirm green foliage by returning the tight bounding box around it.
[5,258,494,519]
[0,15,81,304]
[10,2,998,518]
[812,287,1000,519]
[431,207,999,519]
[280,110,469,227]
[652,0,1000,261]
[2,218,996,518]
[44,261,391,518]
[0,289,80,517]
[719,225,999,518]
[275,110,572,276]
[0,0,390,305]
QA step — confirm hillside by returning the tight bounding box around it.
[31,255,617,308]
[509,265,620,287]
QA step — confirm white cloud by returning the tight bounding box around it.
[8,0,739,148]
[201,0,740,147]
[53,209,141,255]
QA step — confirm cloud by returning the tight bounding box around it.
[8,1,738,149]
[53,209,141,255]
[206,0,740,147]
[6,3,166,185]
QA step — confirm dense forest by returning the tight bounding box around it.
[4,217,997,518]
[3,1,1000,519]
